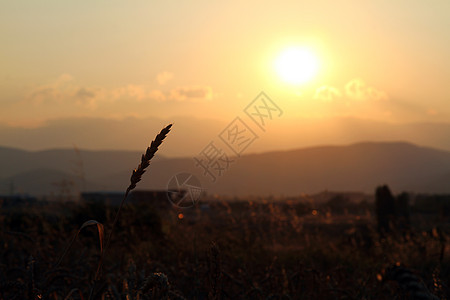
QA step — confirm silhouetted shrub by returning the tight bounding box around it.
[375,186,411,234]
[375,185,396,234]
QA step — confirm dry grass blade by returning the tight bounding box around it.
[56,220,104,268]
[80,220,105,254]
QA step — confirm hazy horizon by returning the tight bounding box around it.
[2,115,450,157]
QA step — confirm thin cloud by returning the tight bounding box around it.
[113,85,148,101]
[28,74,75,104]
[74,87,98,108]
[146,89,166,102]
[156,71,174,85]
[314,85,342,102]
[345,78,388,101]
[29,87,55,104]
[27,75,169,107]
[111,85,166,102]
[23,74,213,122]
[27,74,104,109]
[169,86,213,101]
[75,88,96,100]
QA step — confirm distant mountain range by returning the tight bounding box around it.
[1,141,449,197]
[2,116,450,157]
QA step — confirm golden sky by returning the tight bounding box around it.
[1,1,449,133]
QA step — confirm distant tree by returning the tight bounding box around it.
[375,185,396,234]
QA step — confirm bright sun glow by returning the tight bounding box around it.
[275,47,319,85]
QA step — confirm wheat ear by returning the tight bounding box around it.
[102,123,172,270]
[89,124,172,299]
[128,123,172,191]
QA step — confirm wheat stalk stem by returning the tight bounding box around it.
[89,124,172,299]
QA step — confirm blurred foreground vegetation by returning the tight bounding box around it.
[0,191,449,299]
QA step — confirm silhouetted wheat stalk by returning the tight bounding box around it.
[90,124,172,299]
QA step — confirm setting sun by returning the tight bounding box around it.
[274,46,319,85]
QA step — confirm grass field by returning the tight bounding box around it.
[1,194,448,299]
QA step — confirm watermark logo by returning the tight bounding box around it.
[244,92,283,131]
[194,91,282,183]
[219,117,258,156]
[194,142,234,183]
[166,172,203,208]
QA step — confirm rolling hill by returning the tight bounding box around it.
[1,141,449,196]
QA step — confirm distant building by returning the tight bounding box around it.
[81,189,181,209]
[129,190,173,209]
[81,192,125,206]
[0,195,38,208]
